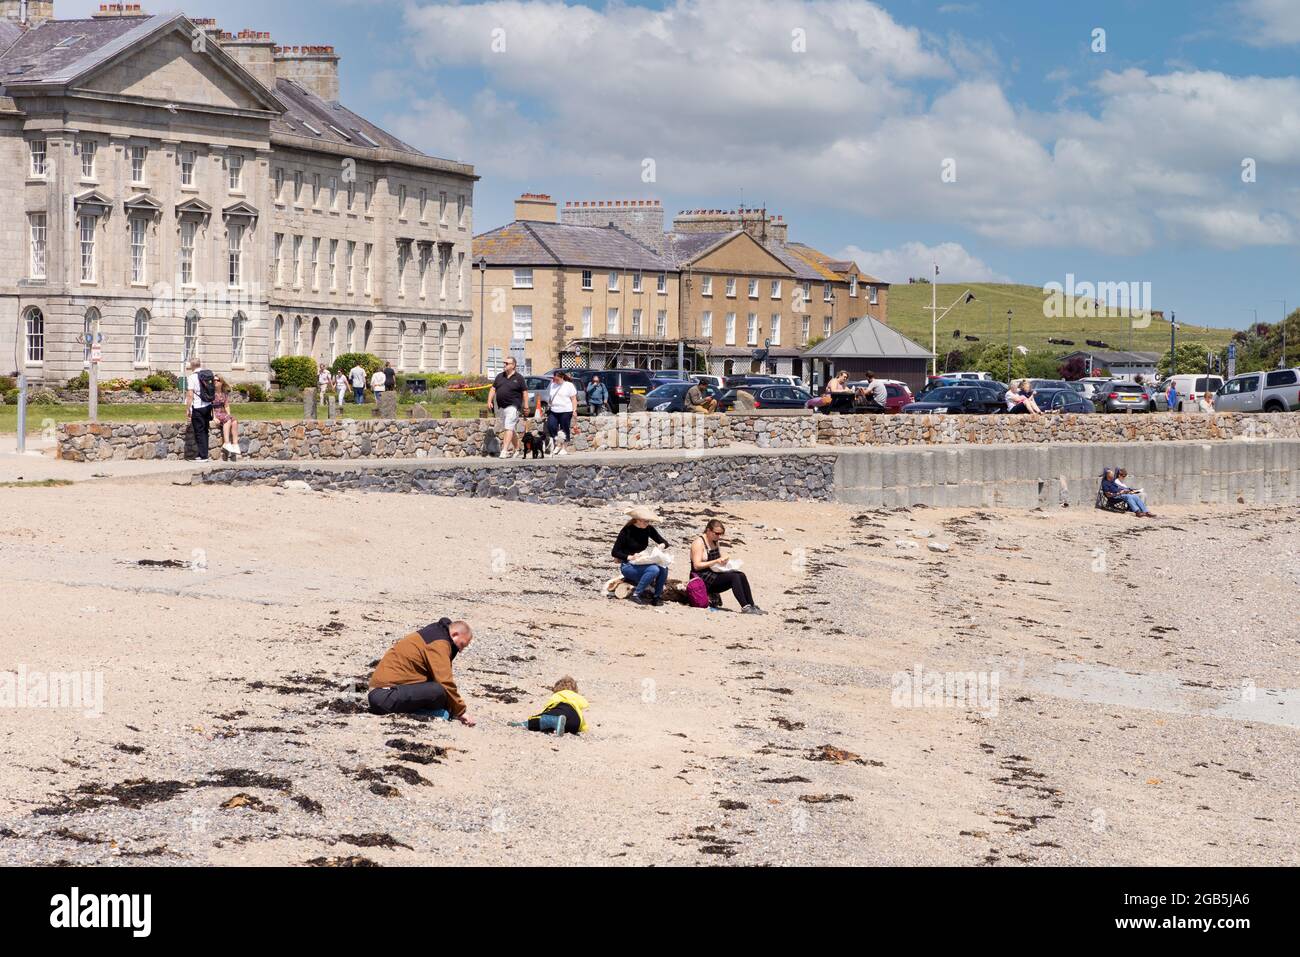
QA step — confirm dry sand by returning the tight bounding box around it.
[0,478,1296,866]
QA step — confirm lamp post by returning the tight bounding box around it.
[1006,309,1013,384]
[477,256,487,376]
[1169,311,1178,376]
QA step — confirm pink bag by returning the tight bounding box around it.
[686,576,710,609]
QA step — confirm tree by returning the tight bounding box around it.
[1025,351,1062,379]
[1158,342,1218,379]
[975,343,1028,383]
[1058,356,1088,381]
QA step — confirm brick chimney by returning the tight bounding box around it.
[1,1,56,23]
[672,207,788,247]
[274,44,340,102]
[91,3,147,18]
[561,198,664,251]
[515,193,558,224]
[220,29,277,91]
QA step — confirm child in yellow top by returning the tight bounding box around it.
[509,676,589,736]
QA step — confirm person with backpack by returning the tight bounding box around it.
[185,357,216,462]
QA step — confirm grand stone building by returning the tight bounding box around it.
[0,2,476,387]
[474,194,889,381]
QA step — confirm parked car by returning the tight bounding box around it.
[691,374,724,390]
[845,380,915,412]
[1095,381,1152,413]
[1033,388,1094,414]
[1027,378,1072,392]
[1149,374,1225,411]
[646,382,721,413]
[716,385,812,411]
[1214,368,1300,413]
[763,375,804,388]
[902,387,1005,415]
[524,375,554,413]
[724,375,780,389]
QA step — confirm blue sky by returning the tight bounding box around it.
[60,0,1300,328]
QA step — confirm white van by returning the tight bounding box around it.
[1150,374,1224,411]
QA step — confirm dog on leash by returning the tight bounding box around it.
[521,431,547,459]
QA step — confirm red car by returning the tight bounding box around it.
[846,380,913,412]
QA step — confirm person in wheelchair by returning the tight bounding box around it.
[1098,468,1157,518]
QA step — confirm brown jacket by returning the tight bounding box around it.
[369,619,466,717]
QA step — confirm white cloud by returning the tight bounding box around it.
[1238,0,1300,46]
[391,0,1300,256]
[839,241,1011,284]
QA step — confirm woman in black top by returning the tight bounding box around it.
[690,519,765,614]
[611,506,670,607]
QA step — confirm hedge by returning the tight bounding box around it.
[270,355,321,390]
[330,353,384,378]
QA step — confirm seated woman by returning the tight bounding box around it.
[690,519,766,615]
[1007,379,1042,415]
[611,506,671,607]
[1102,469,1157,518]
[213,375,241,457]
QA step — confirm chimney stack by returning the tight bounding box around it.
[91,3,147,18]
[515,193,558,224]
[220,29,277,91]
[2,1,55,24]
[274,44,340,102]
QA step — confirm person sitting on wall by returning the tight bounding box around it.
[686,380,718,414]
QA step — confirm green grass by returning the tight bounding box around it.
[0,400,483,434]
[885,283,1233,357]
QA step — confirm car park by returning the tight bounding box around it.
[1095,381,1152,413]
[1214,368,1300,413]
[902,386,1005,415]
[646,382,721,413]
[1033,388,1094,413]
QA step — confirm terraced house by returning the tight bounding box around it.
[474,194,888,381]
[0,2,476,387]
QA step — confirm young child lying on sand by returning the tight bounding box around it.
[509,677,589,736]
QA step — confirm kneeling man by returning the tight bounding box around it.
[368,618,476,725]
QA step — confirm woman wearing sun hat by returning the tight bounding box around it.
[609,505,671,607]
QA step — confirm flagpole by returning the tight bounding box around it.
[931,263,938,376]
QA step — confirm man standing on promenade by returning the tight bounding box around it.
[368,618,476,724]
[488,357,528,459]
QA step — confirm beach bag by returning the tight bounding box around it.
[686,576,710,609]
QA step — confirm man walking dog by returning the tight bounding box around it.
[368,618,476,724]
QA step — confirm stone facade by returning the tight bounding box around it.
[55,410,1300,462]
[0,7,475,388]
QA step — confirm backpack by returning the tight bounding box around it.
[197,369,216,404]
[686,576,710,609]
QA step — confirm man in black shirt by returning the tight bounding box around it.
[488,357,529,458]
[383,360,397,393]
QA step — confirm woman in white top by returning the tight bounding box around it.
[370,368,386,399]
[539,371,579,456]
[334,370,348,408]
[317,363,333,408]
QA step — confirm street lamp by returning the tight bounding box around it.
[477,256,487,376]
[1006,309,1013,384]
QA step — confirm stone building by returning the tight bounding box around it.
[0,3,476,387]
[473,194,889,381]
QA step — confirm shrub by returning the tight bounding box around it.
[27,389,60,406]
[330,353,383,378]
[975,343,1028,383]
[235,383,269,403]
[0,376,15,393]
[65,371,90,390]
[270,355,321,390]
[2,388,17,405]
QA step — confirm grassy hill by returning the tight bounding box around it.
[882,283,1232,359]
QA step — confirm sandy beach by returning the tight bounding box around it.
[0,478,1296,866]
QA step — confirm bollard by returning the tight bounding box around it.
[304,387,318,420]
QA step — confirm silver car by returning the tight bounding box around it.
[1215,368,1300,413]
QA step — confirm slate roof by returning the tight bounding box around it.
[272,76,425,157]
[0,19,24,60]
[786,242,886,285]
[0,14,167,89]
[662,230,852,284]
[475,221,671,270]
[803,315,933,359]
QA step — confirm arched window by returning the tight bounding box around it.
[438,323,447,372]
[650,358,663,371]
[183,310,201,365]
[363,320,373,351]
[231,312,247,366]
[83,308,100,365]
[398,321,407,370]
[418,322,427,371]
[723,359,735,376]
[346,318,356,353]
[273,315,285,358]
[133,309,150,366]
[329,318,339,363]
[292,316,303,356]
[24,307,44,364]
[310,317,321,358]
[456,324,465,372]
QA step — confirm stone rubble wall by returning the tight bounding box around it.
[56,411,1300,462]
[196,455,840,505]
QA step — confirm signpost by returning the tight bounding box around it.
[1227,343,1237,380]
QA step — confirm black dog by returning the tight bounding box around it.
[521,431,547,459]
